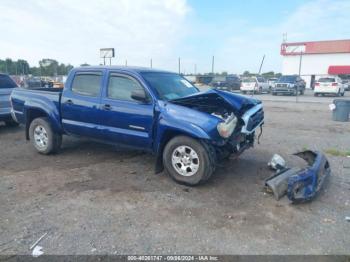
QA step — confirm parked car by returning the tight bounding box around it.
[240,76,269,94]
[341,79,350,91]
[268,78,278,90]
[272,75,305,95]
[11,66,264,186]
[27,77,54,89]
[314,76,345,97]
[0,74,18,126]
[211,75,241,91]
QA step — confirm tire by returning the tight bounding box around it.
[242,91,247,94]
[292,89,298,96]
[272,92,277,96]
[29,117,62,154]
[300,89,304,95]
[5,119,19,127]
[314,93,318,97]
[163,136,216,186]
[337,90,341,97]
[342,91,345,96]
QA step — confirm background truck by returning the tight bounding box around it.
[273,75,306,96]
[0,73,19,126]
[11,66,264,185]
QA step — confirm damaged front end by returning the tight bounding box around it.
[265,150,331,203]
[170,89,264,158]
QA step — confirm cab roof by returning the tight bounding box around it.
[73,66,175,74]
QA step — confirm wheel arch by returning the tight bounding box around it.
[154,127,210,174]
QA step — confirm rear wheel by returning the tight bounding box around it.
[163,136,215,186]
[29,117,62,154]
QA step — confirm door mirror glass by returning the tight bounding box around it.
[131,88,149,103]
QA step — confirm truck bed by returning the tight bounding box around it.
[11,87,63,125]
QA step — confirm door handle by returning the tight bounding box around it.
[65,99,74,105]
[102,104,111,110]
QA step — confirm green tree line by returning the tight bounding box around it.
[0,58,73,76]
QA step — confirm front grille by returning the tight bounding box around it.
[276,83,288,88]
[246,108,264,132]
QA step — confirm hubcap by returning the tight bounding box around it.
[171,145,200,177]
[33,125,48,149]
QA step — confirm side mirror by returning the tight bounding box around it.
[131,89,149,103]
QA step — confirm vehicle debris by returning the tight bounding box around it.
[265,150,330,203]
[267,154,286,171]
[30,232,47,250]
[32,245,44,257]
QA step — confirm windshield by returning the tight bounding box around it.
[141,72,199,100]
[0,75,17,89]
[242,78,256,83]
[318,78,335,82]
[278,76,297,83]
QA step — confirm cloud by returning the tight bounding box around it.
[215,0,350,73]
[0,0,190,70]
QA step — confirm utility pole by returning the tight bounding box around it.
[150,58,153,68]
[125,59,128,67]
[194,64,197,75]
[297,52,303,103]
[211,56,215,74]
[258,55,265,75]
[178,57,181,74]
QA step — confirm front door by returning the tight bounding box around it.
[99,72,154,150]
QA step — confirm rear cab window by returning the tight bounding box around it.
[0,75,17,89]
[318,78,336,82]
[71,72,102,96]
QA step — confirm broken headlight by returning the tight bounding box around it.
[217,114,237,138]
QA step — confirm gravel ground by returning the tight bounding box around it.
[0,99,349,255]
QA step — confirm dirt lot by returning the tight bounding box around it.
[0,99,349,255]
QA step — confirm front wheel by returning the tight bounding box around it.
[29,117,62,154]
[163,136,216,186]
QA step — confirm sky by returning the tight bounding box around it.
[1,0,349,74]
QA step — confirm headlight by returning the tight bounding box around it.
[217,115,237,138]
[289,83,295,88]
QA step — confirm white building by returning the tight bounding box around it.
[281,39,350,88]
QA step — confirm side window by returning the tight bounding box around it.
[71,73,101,97]
[108,74,144,101]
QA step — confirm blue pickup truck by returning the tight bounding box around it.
[11,66,264,185]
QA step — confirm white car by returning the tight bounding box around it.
[314,76,345,96]
[240,77,269,94]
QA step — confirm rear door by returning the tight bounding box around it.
[99,71,154,150]
[0,75,17,118]
[61,71,103,138]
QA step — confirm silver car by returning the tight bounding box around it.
[0,74,18,126]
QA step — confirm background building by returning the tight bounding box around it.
[281,39,350,88]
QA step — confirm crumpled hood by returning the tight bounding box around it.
[170,89,261,115]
